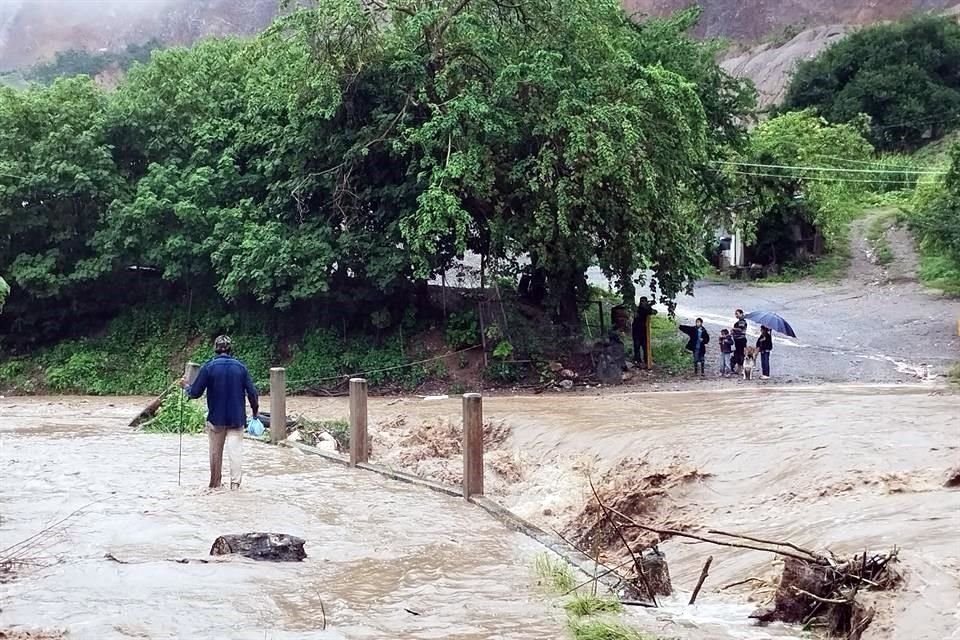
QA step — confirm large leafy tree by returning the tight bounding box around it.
[732,110,874,262]
[277,0,727,322]
[0,77,122,299]
[784,15,960,151]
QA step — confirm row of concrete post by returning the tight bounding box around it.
[265,367,484,499]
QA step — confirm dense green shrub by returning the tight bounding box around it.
[784,15,960,151]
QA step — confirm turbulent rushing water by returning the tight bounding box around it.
[0,398,562,639]
[289,385,960,640]
[2,387,958,639]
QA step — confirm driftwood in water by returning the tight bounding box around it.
[752,551,899,639]
[210,533,306,562]
[129,382,178,428]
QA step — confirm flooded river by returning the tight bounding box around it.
[2,387,958,640]
[285,385,960,640]
[0,399,562,639]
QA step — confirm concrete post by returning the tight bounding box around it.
[462,393,484,499]
[349,378,368,466]
[270,367,286,445]
[185,362,201,386]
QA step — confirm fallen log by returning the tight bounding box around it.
[210,533,306,562]
[128,381,179,428]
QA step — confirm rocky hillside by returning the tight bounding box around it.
[625,0,960,41]
[0,0,278,72]
[2,0,960,105]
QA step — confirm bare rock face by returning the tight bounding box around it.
[720,25,853,107]
[625,0,960,42]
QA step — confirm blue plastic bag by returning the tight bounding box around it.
[247,417,265,437]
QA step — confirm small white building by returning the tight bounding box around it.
[717,226,746,268]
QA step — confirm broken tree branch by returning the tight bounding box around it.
[708,528,818,559]
[688,556,713,605]
[588,475,658,607]
[790,586,852,606]
[605,506,823,564]
[720,577,770,591]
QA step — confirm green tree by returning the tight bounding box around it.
[0,77,122,299]
[734,110,874,260]
[281,0,722,322]
[913,145,960,273]
[784,15,960,151]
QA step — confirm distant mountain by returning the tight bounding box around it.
[3,0,960,106]
[0,0,279,72]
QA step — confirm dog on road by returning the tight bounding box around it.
[742,347,757,380]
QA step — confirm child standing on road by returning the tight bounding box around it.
[719,329,733,377]
[757,325,773,379]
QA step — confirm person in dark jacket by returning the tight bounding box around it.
[719,328,734,377]
[731,309,748,373]
[182,335,259,489]
[679,318,710,377]
[756,325,773,379]
[631,297,658,368]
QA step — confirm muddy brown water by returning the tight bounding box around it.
[2,388,958,639]
[285,385,960,640]
[0,398,563,639]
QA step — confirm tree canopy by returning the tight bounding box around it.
[783,15,960,151]
[732,110,875,262]
[0,0,751,342]
[913,145,960,274]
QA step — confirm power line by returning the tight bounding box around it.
[711,160,945,175]
[729,170,932,185]
[814,154,929,169]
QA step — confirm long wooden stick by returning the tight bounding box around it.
[708,528,818,559]
[688,556,713,605]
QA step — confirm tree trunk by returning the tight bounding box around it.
[210,533,306,562]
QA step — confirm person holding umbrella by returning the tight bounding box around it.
[756,326,773,379]
[744,311,796,380]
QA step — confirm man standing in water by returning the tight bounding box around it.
[182,335,259,489]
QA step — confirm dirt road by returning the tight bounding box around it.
[670,210,959,384]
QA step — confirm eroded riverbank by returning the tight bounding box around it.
[284,385,960,640]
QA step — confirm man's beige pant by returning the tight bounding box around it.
[207,424,243,489]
